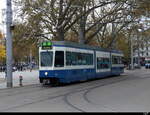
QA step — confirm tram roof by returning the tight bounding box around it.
[51,41,123,54]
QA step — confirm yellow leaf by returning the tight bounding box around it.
[0,44,6,61]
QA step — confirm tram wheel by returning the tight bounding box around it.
[51,78,60,87]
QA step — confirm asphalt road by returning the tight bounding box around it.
[0,68,150,112]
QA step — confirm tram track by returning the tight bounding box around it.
[0,68,148,99]
[63,74,150,112]
[0,75,126,99]
[83,73,150,105]
[0,84,54,98]
[1,72,150,112]
[0,76,128,112]
[63,76,128,112]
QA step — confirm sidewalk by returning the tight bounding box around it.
[0,70,39,89]
[124,66,149,73]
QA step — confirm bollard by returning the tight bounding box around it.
[19,75,23,86]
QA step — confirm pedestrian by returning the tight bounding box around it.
[30,64,32,72]
[20,65,23,71]
[5,70,7,80]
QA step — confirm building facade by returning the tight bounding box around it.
[134,41,150,66]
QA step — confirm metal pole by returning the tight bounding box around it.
[30,49,32,70]
[131,34,134,70]
[137,33,141,69]
[6,0,13,88]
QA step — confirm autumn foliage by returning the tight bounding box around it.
[0,31,6,63]
[0,45,5,61]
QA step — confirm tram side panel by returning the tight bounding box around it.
[64,47,95,83]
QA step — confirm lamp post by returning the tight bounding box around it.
[130,33,134,70]
[137,29,141,69]
[6,0,13,88]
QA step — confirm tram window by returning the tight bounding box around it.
[55,51,64,67]
[112,56,118,64]
[120,57,123,64]
[112,56,123,64]
[72,52,77,65]
[66,51,93,66]
[77,53,83,65]
[97,58,102,69]
[40,52,53,67]
[97,57,110,69]
[66,51,72,65]
[112,56,117,64]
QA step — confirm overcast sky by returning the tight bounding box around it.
[0,0,6,32]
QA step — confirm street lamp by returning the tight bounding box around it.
[6,0,13,88]
[130,32,134,70]
[137,29,142,69]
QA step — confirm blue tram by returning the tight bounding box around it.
[39,41,124,85]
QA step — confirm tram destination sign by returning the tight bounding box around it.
[41,41,52,50]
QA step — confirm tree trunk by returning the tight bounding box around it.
[78,9,86,44]
[57,28,65,41]
[78,24,85,44]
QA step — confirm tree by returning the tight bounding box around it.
[19,0,82,41]
[12,0,150,65]
[0,31,5,63]
[116,32,130,62]
[15,0,133,43]
[0,45,6,62]
[12,23,39,64]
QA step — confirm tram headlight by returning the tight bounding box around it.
[45,72,48,76]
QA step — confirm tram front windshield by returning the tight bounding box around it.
[40,52,53,67]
